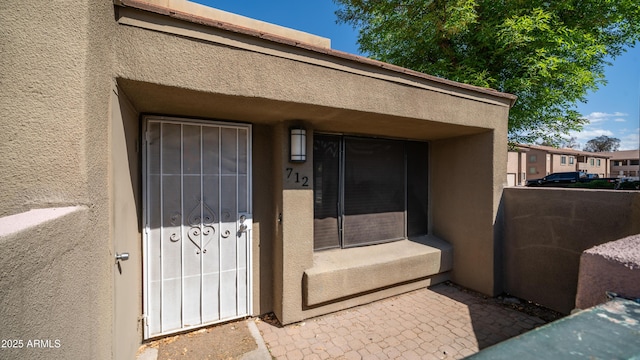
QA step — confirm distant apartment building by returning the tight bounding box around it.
[602,149,640,178]
[507,148,528,186]
[508,144,611,184]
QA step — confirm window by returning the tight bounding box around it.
[569,157,574,165]
[313,135,428,250]
[631,160,640,166]
[561,156,567,165]
[529,155,537,163]
[597,159,601,166]
[529,167,536,174]
[590,158,595,166]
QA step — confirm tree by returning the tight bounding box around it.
[538,136,578,148]
[334,0,640,144]
[561,136,580,149]
[583,135,620,152]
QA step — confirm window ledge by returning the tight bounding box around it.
[303,236,453,307]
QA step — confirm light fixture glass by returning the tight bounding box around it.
[290,128,306,162]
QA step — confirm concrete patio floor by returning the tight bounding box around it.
[255,283,548,360]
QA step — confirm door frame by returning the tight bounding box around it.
[141,115,253,339]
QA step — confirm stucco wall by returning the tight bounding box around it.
[113,8,512,135]
[111,7,512,321]
[251,124,276,314]
[502,188,640,313]
[432,130,507,296]
[0,208,102,359]
[575,234,640,310]
[1,1,115,359]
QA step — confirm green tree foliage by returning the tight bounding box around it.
[583,135,621,152]
[334,0,640,144]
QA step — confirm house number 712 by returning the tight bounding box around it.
[286,167,309,187]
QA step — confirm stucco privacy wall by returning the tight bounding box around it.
[502,188,640,314]
[575,234,640,310]
[0,208,107,359]
[1,1,115,359]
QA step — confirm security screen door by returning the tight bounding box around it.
[143,117,252,339]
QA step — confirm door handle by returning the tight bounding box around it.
[116,252,130,261]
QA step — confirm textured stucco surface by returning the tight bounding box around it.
[304,237,453,306]
[502,188,640,313]
[113,9,511,138]
[583,233,640,265]
[3,0,514,357]
[0,207,99,359]
[575,234,640,310]
[431,130,507,296]
[1,1,89,216]
[1,1,115,359]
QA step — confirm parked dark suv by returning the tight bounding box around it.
[526,171,589,187]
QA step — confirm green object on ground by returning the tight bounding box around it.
[466,298,640,359]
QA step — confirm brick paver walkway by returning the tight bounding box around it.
[255,283,546,360]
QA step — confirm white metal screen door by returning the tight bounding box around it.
[143,117,252,339]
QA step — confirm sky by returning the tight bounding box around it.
[193,0,640,151]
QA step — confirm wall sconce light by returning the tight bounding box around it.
[290,127,306,163]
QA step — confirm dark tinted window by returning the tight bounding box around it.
[313,135,429,250]
[313,135,341,250]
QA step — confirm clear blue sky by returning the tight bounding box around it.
[193,0,640,150]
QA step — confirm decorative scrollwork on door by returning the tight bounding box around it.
[169,212,181,242]
[221,210,232,238]
[186,200,217,254]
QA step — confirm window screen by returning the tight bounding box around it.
[313,135,428,251]
[343,137,405,247]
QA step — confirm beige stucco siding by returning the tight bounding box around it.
[113,10,510,139]
[251,124,276,313]
[2,1,88,217]
[112,12,511,308]
[2,1,514,358]
[432,130,507,295]
[1,1,116,359]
